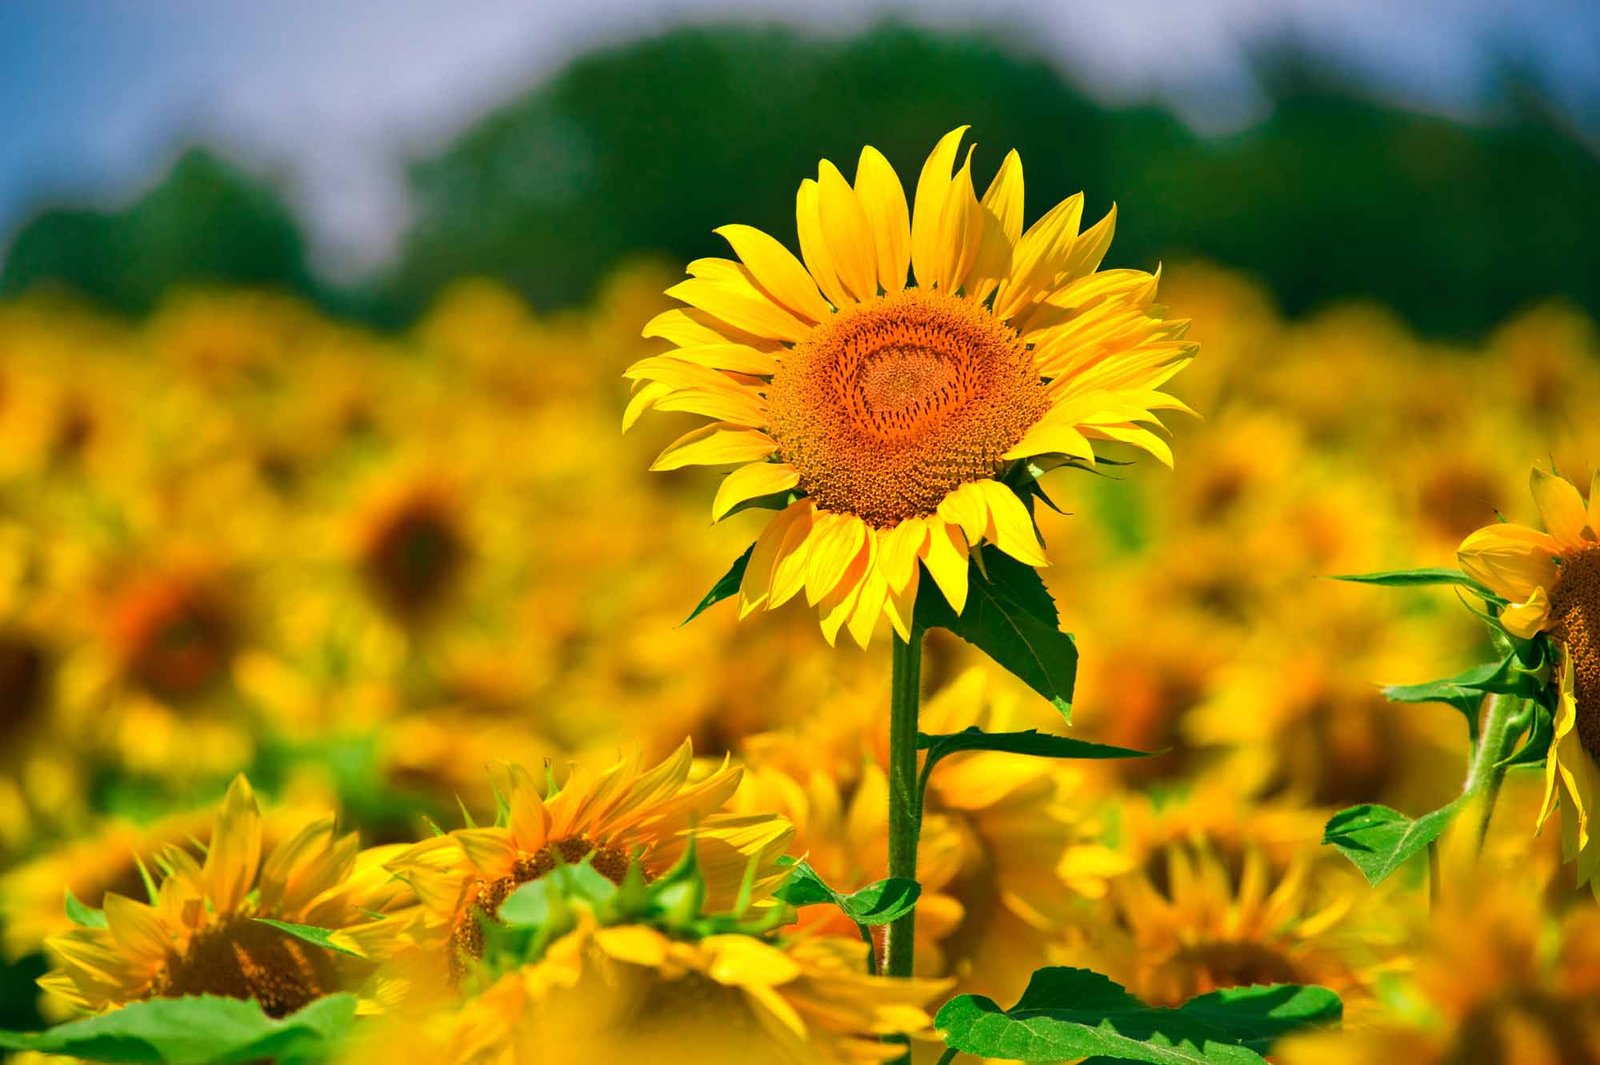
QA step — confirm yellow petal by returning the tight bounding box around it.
[804,513,869,606]
[853,145,910,293]
[205,775,263,915]
[1532,468,1593,548]
[994,192,1084,322]
[881,563,919,642]
[713,463,801,522]
[910,126,970,290]
[934,151,985,293]
[921,519,970,614]
[845,562,889,648]
[715,224,833,323]
[877,518,928,593]
[739,500,814,614]
[969,148,1022,299]
[651,423,776,471]
[102,893,170,960]
[664,275,810,343]
[1457,522,1560,603]
[1501,587,1552,640]
[971,480,1048,566]
[796,178,853,309]
[817,539,874,646]
[816,160,880,303]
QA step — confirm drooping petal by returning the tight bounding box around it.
[712,462,801,522]
[804,512,869,606]
[921,519,970,614]
[1501,587,1553,640]
[739,500,815,614]
[853,145,911,293]
[970,479,1048,566]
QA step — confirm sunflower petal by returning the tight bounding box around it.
[911,126,970,290]
[715,224,833,323]
[652,424,776,471]
[1457,522,1560,603]
[1532,468,1593,547]
[854,146,911,293]
[797,178,853,309]
[817,160,880,303]
[713,463,801,522]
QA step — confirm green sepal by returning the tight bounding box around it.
[65,889,109,929]
[683,543,754,625]
[935,966,1340,1063]
[1321,802,1461,886]
[914,547,1077,721]
[252,919,365,959]
[0,993,357,1064]
[1332,567,1501,601]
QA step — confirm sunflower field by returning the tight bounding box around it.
[2,95,1600,1065]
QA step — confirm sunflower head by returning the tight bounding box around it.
[383,742,794,986]
[1457,469,1600,884]
[0,628,49,739]
[38,775,397,1017]
[628,126,1195,645]
[107,569,238,702]
[356,483,469,623]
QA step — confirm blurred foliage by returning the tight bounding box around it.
[2,23,1598,335]
[0,150,316,316]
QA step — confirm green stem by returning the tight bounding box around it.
[1463,692,1525,851]
[884,633,923,981]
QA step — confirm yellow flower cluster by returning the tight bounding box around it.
[0,251,1596,1058]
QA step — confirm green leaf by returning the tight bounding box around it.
[252,919,364,959]
[918,727,1153,766]
[914,548,1077,720]
[1177,985,1343,1053]
[1332,567,1499,600]
[65,889,109,929]
[0,993,357,1064]
[773,859,919,926]
[682,543,753,625]
[936,967,1267,1064]
[1321,802,1461,885]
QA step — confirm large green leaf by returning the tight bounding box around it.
[935,968,1267,1064]
[915,549,1077,719]
[1176,985,1343,1053]
[682,543,753,625]
[1321,802,1461,885]
[0,993,356,1064]
[773,859,919,926]
[1332,567,1499,600]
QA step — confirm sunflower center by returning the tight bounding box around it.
[451,837,633,972]
[151,913,336,1019]
[361,499,467,621]
[113,579,237,702]
[767,289,1048,527]
[1552,546,1600,760]
[0,632,47,736]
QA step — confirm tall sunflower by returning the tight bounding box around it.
[380,741,794,993]
[1457,468,1600,886]
[38,775,406,1017]
[627,126,1195,645]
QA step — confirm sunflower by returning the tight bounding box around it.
[37,775,406,1017]
[1457,468,1600,886]
[381,742,794,991]
[627,126,1195,645]
[1277,864,1600,1065]
[347,914,949,1065]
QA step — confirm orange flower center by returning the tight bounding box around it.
[112,577,237,701]
[767,289,1047,527]
[152,913,336,1018]
[451,837,633,974]
[1553,546,1600,759]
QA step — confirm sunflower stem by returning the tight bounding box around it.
[1464,692,1523,851]
[884,632,923,984]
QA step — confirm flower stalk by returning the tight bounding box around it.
[1464,692,1527,850]
[885,632,923,983]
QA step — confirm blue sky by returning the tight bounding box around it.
[1,0,1595,277]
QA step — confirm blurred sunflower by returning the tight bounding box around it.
[382,742,793,991]
[1278,866,1600,1065]
[38,775,406,1016]
[628,126,1195,645]
[1457,468,1600,887]
[348,915,948,1065]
